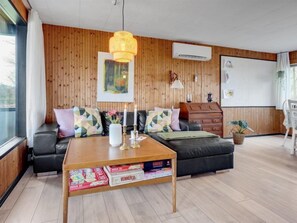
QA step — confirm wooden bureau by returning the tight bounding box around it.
[179,102,223,137]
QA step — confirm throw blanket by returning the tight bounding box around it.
[157,131,219,141]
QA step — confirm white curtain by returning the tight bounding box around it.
[26,10,46,147]
[275,52,290,109]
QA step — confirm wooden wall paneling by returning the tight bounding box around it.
[10,0,28,22]
[289,50,297,65]
[44,24,281,136]
[222,107,280,137]
[0,140,27,199]
[0,156,7,196]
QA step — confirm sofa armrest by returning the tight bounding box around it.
[179,120,189,131]
[188,122,202,131]
[179,120,202,131]
[33,123,58,155]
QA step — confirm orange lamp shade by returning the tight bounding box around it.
[109,31,137,63]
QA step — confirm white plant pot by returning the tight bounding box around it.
[109,124,122,147]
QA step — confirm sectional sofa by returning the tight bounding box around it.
[33,110,234,176]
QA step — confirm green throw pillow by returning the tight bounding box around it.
[144,110,173,133]
[73,107,103,137]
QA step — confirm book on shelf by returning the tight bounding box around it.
[144,168,172,180]
[105,163,144,173]
[103,166,144,187]
[69,167,108,192]
[143,160,171,171]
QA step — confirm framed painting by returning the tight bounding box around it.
[97,52,134,102]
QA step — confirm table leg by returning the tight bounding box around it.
[171,157,177,212]
[63,170,69,223]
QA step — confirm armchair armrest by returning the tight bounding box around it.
[33,123,58,155]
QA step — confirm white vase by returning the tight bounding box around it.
[109,124,122,147]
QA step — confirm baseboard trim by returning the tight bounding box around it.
[0,165,28,207]
[223,133,283,139]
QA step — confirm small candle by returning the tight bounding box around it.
[123,104,127,126]
[134,104,137,125]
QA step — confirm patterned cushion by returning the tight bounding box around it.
[73,107,103,137]
[144,110,173,133]
[154,107,181,131]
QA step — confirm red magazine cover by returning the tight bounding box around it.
[69,167,108,192]
[106,163,144,173]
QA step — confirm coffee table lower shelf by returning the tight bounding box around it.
[69,176,172,197]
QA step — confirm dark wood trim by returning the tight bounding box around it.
[223,133,281,139]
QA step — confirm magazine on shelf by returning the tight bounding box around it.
[144,168,172,180]
[103,166,144,187]
[105,163,144,173]
[69,167,109,192]
[143,160,171,171]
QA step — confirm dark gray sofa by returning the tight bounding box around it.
[33,110,234,176]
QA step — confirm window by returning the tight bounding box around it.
[290,66,297,99]
[0,12,16,146]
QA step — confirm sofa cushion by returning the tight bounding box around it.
[56,137,71,154]
[54,108,75,138]
[138,110,147,133]
[145,110,173,133]
[155,107,181,131]
[149,133,234,160]
[73,107,103,137]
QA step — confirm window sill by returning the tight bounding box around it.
[0,137,26,159]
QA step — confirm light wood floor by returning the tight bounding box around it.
[1,135,297,223]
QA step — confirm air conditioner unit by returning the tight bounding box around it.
[172,42,212,61]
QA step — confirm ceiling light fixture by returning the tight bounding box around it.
[109,0,137,63]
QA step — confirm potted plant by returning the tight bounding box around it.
[227,120,254,145]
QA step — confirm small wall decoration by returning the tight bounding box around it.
[97,52,134,102]
[223,89,234,99]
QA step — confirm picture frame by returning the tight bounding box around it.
[97,52,134,102]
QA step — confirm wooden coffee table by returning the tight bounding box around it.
[62,135,177,223]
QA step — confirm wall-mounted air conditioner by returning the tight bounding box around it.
[172,42,212,61]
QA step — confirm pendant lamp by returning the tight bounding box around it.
[109,0,137,63]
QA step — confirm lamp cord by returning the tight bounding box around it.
[122,0,125,30]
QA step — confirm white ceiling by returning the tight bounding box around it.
[28,0,297,53]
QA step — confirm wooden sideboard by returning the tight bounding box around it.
[180,102,223,137]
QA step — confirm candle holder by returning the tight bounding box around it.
[120,125,130,150]
[131,125,140,149]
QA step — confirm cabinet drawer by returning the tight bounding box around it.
[202,119,212,124]
[212,131,223,137]
[212,118,222,123]
[202,125,223,132]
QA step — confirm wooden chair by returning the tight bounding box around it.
[288,99,297,155]
[282,100,291,146]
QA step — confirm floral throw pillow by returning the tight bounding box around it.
[73,107,103,138]
[144,110,173,133]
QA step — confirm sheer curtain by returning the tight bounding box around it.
[290,66,297,99]
[275,52,290,109]
[26,10,46,147]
